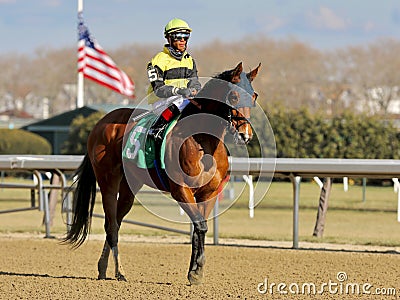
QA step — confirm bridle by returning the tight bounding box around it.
[227,108,252,144]
[228,108,250,131]
[186,83,254,144]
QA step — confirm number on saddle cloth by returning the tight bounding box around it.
[122,113,179,169]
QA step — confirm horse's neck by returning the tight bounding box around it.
[179,101,201,119]
[179,99,228,148]
[193,133,224,152]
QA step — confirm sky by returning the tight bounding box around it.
[1,0,400,55]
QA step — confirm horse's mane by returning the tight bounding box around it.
[214,69,234,81]
[180,70,232,118]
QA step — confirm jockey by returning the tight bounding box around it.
[146,18,201,142]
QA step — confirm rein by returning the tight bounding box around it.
[188,98,202,110]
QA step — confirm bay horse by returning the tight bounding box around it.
[63,62,260,285]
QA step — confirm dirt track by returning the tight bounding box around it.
[0,234,399,299]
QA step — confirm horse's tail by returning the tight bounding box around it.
[62,153,97,248]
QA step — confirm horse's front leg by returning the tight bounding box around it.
[187,196,218,284]
[171,183,212,285]
[187,213,208,285]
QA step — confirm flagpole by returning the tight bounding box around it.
[77,0,84,108]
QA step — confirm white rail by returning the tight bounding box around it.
[229,157,400,248]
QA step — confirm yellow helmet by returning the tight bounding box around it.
[164,18,192,37]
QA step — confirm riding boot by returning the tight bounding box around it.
[148,104,180,144]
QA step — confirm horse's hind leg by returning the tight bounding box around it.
[112,176,142,281]
[97,240,111,279]
[97,175,141,281]
[96,170,121,280]
[97,181,119,280]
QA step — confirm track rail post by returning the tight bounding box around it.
[290,174,301,249]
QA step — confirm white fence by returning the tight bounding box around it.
[0,155,79,238]
[1,155,400,248]
[229,157,400,248]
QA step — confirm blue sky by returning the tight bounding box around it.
[1,0,400,54]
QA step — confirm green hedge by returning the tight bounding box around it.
[249,108,400,159]
[0,129,52,154]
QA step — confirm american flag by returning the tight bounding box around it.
[77,13,135,97]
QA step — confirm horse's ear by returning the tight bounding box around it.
[233,62,243,77]
[230,62,243,83]
[247,63,261,82]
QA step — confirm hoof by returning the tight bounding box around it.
[188,268,204,285]
[98,274,107,280]
[116,273,127,282]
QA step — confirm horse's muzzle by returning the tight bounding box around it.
[234,131,251,145]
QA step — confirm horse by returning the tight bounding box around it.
[63,62,260,285]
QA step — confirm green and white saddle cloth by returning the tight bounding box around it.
[122,113,178,169]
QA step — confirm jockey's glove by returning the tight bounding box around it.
[176,87,197,98]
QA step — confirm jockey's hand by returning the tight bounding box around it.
[177,87,197,99]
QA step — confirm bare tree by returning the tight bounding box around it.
[1,36,400,118]
[337,39,400,115]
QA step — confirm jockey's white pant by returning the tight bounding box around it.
[151,96,190,115]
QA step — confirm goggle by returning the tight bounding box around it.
[170,32,190,41]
